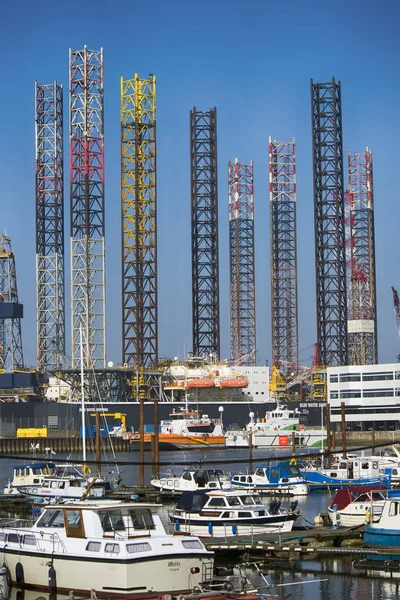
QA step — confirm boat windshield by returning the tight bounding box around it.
[227,496,241,506]
[36,509,64,528]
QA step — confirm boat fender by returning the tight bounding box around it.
[290,458,297,465]
[15,562,24,585]
[175,519,180,532]
[2,563,12,590]
[48,567,56,592]
[231,524,238,535]
[156,496,162,504]
[208,522,213,535]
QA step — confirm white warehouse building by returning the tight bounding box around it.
[327,363,400,431]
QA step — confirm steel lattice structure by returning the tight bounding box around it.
[35,81,65,373]
[121,74,157,366]
[190,107,220,360]
[0,236,24,372]
[70,46,105,369]
[269,138,298,373]
[228,158,256,366]
[346,148,377,364]
[311,78,348,367]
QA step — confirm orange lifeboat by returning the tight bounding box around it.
[219,376,248,389]
[186,377,215,389]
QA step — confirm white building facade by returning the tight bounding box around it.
[327,363,400,430]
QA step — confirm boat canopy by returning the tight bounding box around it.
[254,462,302,481]
[329,485,386,511]
[13,462,56,471]
[176,490,210,512]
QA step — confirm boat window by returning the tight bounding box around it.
[32,468,42,475]
[127,542,152,553]
[255,468,265,477]
[240,476,246,483]
[221,511,231,518]
[372,492,384,500]
[271,470,279,479]
[355,494,369,502]
[129,508,155,530]
[227,497,240,506]
[239,512,252,518]
[289,466,301,476]
[242,496,255,505]
[37,509,64,528]
[22,535,36,546]
[254,497,263,505]
[105,543,120,553]
[329,473,338,478]
[373,462,378,469]
[0,533,5,542]
[86,541,101,552]
[64,509,85,539]
[361,463,369,470]
[389,502,399,517]
[339,463,347,469]
[7,533,19,544]
[182,540,202,550]
[182,471,192,481]
[208,498,226,507]
[100,510,125,532]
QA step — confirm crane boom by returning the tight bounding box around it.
[392,287,400,338]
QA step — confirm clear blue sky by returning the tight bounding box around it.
[0,0,399,368]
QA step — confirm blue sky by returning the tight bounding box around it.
[0,0,399,368]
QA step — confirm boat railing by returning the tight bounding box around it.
[0,524,68,554]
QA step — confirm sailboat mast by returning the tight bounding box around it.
[80,325,87,463]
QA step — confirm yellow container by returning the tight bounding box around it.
[17,427,48,438]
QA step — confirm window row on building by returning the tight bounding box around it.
[330,388,400,400]
[329,371,400,384]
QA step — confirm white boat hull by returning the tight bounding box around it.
[2,549,211,596]
[172,521,295,537]
[226,430,326,448]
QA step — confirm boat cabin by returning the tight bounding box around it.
[231,462,302,486]
[175,490,266,518]
[6,462,56,489]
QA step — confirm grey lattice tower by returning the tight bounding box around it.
[0,235,24,372]
[190,107,220,359]
[35,81,65,372]
[311,78,348,366]
[228,158,256,366]
[269,138,298,373]
[347,148,377,364]
[70,46,106,369]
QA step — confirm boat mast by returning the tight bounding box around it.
[80,324,87,464]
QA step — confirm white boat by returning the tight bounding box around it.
[230,462,308,496]
[327,485,387,526]
[0,500,214,596]
[169,490,300,537]
[151,468,232,495]
[225,405,326,448]
[17,476,107,501]
[3,461,56,495]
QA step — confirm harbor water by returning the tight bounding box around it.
[1,447,400,599]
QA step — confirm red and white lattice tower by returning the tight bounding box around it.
[346,148,377,364]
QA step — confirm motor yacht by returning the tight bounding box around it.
[151,468,231,495]
[0,500,214,596]
[169,490,300,537]
[230,462,308,496]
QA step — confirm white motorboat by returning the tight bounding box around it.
[225,405,326,448]
[151,468,232,495]
[0,500,214,596]
[3,461,56,495]
[230,462,308,496]
[299,457,391,490]
[17,476,107,501]
[327,485,387,526]
[169,490,301,537]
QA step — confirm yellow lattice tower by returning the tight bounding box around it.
[121,73,157,368]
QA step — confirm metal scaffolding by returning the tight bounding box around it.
[228,158,256,366]
[35,81,65,373]
[347,148,377,364]
[190,107,220,360]
[269,138,298,373]
[311,78,348,367]
[0,235,24,372]
[70,46,105,369]
[121,74,157,366]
